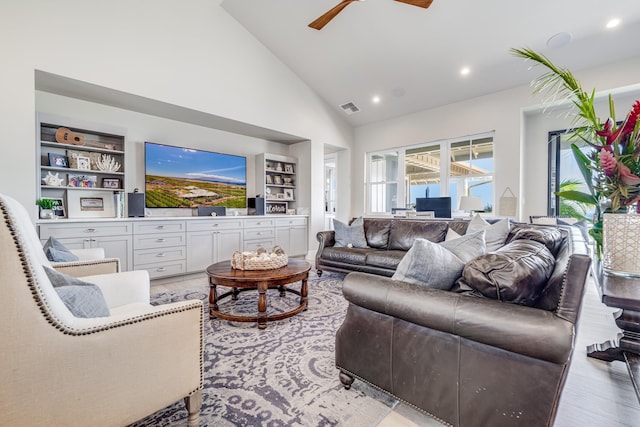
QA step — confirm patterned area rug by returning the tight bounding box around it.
[130,271,397,426]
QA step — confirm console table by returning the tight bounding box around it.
[586,262,640,403]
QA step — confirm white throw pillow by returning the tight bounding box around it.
[440,230,486,263]
[333,217,369,248]
[392,238,464,290]
[465,215,510,252]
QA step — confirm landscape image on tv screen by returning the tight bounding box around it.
[145,142,247,208]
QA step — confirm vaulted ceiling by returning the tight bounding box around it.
[221,0,640,127]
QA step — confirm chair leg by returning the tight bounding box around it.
[184,389,202,427]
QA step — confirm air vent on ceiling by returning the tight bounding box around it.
[340,101,360,115]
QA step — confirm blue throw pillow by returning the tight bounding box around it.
[43,267,110,318]
[43,237,79,262]
[333,217,369,248]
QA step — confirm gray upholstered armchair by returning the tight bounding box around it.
[0,194,204,426]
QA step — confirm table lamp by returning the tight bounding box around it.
[459,196,484,218]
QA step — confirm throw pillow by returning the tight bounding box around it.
[456,239,556,306]
[445,228,461,241]
[530,217,558,225]
[43,267,110,318]
[466,214,510,252]
[43,236,79,262]
[440,230,486,263]
[333,217,369,248]
[392,238,465,290]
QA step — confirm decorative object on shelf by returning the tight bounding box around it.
[513,47,640,257]
[286,209,296,215]
[102,178,120,189]
[36,198,57,219]
[284,164,294,173]
[602,213,640,277]
[95,153,122,172]
[43,171,64,187]
[76,156,91,170]
[267,203,287,214]
[276,163,283,172]
[67,190,115,218]
[55,127,85,146]
[273,175,283,185]
[276,193,285,199]
[67,150,91,169]
[68,174,97,188]
[282,177,293,185]
[48,153,68,168]
[230,246,288,270]
[266,174,273,184]
[284,189,294,200]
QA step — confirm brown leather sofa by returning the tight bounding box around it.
[316,218,471,277]
[335,224,592,427]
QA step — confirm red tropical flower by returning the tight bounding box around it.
[599,149,616,176]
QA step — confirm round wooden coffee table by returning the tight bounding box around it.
[206,258,311,329]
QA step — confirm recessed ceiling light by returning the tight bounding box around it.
[606,18,620,29]
[372,95,381,104]
[547,32,572,48]
[460,67,470,76]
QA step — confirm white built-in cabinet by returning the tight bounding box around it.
[256,153,298,214]
[38,216,307,279]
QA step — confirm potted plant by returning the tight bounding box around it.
[36,198,56,219]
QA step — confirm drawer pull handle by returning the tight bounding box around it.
[157,225,165,229]
[156,238,166,242]
[156,267,166,272]
[257,232,262,235]
[213,224,218,227]
[85,228,96,233]
[156,253,166,257]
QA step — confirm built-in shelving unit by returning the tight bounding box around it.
[37,113,127,219]
[256,153,297,214]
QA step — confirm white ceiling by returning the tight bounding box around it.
[221,0,640,127]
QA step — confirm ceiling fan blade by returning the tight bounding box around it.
[308,0,361,30]
[394,0,434,8]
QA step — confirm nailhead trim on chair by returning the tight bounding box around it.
[1,200,204,391]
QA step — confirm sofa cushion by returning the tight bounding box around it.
[512,227,564,257]
[392,238,465,290]
[365,250,407,270]
[44,266,110,318]
[465,215,509,252]
[43,236,79,262]
[334,217,369,248]
[456,239,556,306]
[363,219,392,249]
[388,220,448,251]
[440,230,486,263]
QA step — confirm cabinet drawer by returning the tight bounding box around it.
[134,233,186,249]
[244,218,275,228]
[39,222,132,239]
[275,217,307,227]
[133,221,186,234]
[187,219,243,232]
[134,246,186,265]
[137,260,186,279]
[244,239,275,252]
[244,229,274,240]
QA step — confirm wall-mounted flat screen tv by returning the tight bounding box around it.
[145,141,247,209]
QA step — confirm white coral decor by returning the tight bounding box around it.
[96,154,121,172]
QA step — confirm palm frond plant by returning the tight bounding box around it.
[556,179,590,221]
[512,48,640,254]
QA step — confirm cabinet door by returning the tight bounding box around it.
[215,229,243,263]
[289,226,308,257]
[275,227,291,254]
[93,235,133,272]
[186,231,216,272]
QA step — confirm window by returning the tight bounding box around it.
[365,133,494,215]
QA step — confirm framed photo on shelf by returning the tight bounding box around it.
[76,156,91,170]
[266,174,273,184]
[67,190,115,218]
[273,175,282,185]
[48,153,68,168]
[68,174,97,188]
[284,189,294,200]
[102,178,120,189]
[276,193,285,199]
[284,164,294,173]
[45,198,66,218]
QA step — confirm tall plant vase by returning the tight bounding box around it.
[602,213,640,276]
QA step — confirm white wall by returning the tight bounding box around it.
[353,56,640,221]
[1,0,353,255]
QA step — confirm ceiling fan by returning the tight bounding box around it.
[308,0,433,30]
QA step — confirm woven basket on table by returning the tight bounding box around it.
[230,246,288,270]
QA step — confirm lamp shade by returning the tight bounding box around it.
[459,196,484,211]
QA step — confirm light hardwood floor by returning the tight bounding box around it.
[151,272,640,426]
